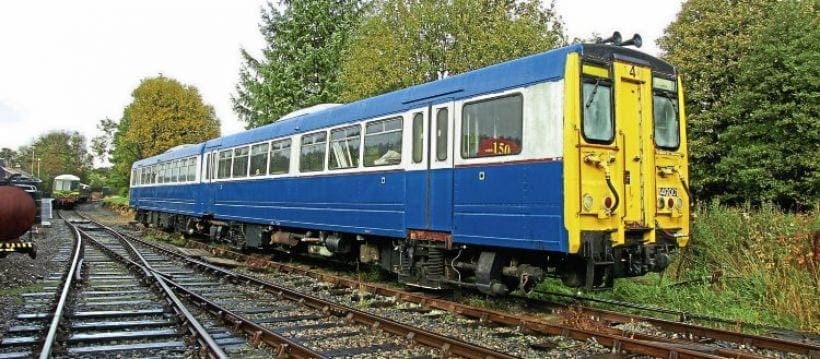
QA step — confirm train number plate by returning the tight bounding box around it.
[659,187,678,197]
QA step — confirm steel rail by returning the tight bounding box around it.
[39,212,84,358]
[526,293,820,358]
[122,233,520,359]
[531,289,803,333]
[185,240,820,359]
[160,276,327,359]
[127,233,720,359]
[73,223,228,359]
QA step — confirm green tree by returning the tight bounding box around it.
[658,0,771,203]
[17,131,92,194]
[233,0,365,128]
[99,76,220,193]
[717,0,819,208]
[659,0,819,209]
[0,147,19,168]
[338,0,566,101]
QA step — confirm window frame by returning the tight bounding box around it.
[328,125,362,170]
[363,116,404,167]
[299,131,328,173]
[436,108,448,161]
[269,138,292,175]
[249,142,270,177]
[232,146,250,178]
[579,76,615,145]
[216,149,233,179]
[651,87,681,151]
[411,112,424,164]
[460,93,524,159]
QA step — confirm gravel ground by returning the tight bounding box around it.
[0,219,71,338]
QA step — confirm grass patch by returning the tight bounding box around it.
[143,229,187,247]
[102,195,129,206]
[536,202,819,333]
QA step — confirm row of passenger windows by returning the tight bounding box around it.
[131,156,197,186]
[133,94,526,184]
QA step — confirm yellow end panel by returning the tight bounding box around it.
[582,64,609,79]
[563,53,582,253]
[567,57,690,252]
[654,76,691,247]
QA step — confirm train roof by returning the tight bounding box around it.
[133,143,205,167]
[134,43,676,167]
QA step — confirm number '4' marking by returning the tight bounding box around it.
[629,65,636,77]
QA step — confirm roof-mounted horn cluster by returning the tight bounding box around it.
[595,31,642,48]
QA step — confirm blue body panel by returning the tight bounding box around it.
[453,161,566,252]
[131,183,200,216]
[208,171,406,239]
[131,44,583,254]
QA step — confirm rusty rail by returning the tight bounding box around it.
[125,234,722,359]
[184,240,819,359]
[127,234,519,359]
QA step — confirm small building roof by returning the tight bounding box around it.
[54,174,81,181]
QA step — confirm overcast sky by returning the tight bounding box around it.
[0,0,682,162]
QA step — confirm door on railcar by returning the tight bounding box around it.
[202,144,220,215]
[405,102,454,235]
[613,61,655,239]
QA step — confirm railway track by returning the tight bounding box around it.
[72,211,525,358]
[174,238,819,359]
[0,222,75,358]
[47,213,246,357]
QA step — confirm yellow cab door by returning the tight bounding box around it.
[612,61,655,241]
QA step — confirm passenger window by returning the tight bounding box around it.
[171,160,180,182]
[217,149,232,179]
[232,146,250,178]
[300,132,327,172]
[269,139,291,175]
[175,160,183,182]
[412,113,423,164]
[582,79,614,143]
[205,153,211,180]
[329,125,361,170]
[436,108,448,161]
[151,166,157,184]
[186,157,196,182]
[461,94,523,158]
[163,163,170,183]
[653,94,680,149]
[364,117,403,166]
[250,143,269,176]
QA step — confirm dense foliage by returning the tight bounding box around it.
[233,0,365,129]
[15,131,93,194]
[94,76,220,193]
[659,0,819,209]
[338,0,566,101]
